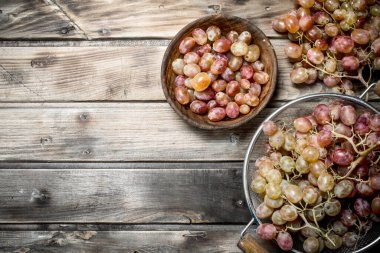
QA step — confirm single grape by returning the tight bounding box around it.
[303,237,319,253]
[215,92,230,107]
[221,67,235,82]
[342,56,360,71]
[234,93,245,106]
[317,172,334,192]
[331,148,354,166]
[369,114,380,131]
[206,26,221,42]
[324,23,339,37]
[325,58,337,73]
[244,93,260,107]
[239,104,250,114]
[295,138,308,154]
[354,198,371,218]
[316,130,332,147]
[280,204,298,221]
[266,182,282,199]
[290,67,309,84]
[325,233,342,250]
[356,182,375,197]
[179,37,196,54]
[324,198,341,216]
[343,232,358,248]
[227,55,243,71]
[190,100,208,114]
[184,52,200,64]
[207,107,226,122]
[252,61,264,72]
[244,44,260,62]
[264,194,284,209]
[256,223,277,240]
[351,28,370,45]
[210,59,227,75]
[211,79,227,92]
[272,18,287,33]
[280,156,296,173]
[213,38,232,53]
[298,0,315,9]
[262,121,278,136]
[334,179,354,198]
[284,184,303,203]
[323,75,340,87]
[313,104,331,124]
[333,36,354,53]
[299,15,314,31]
[183,63,201,78]
[266,169,283,184]
[303,186,319,204]
[285,15,300,33]
[172,58,185,75]
[226,30,239,43]
[251,175,267,194]
[302,146,320,162]
[284,43,302,60]
[192,28,207,45]
[195,44,211,57]
[276,231,293,251]
[269,130,285,149]
[371,197,380,215]
[175,75,186,87]
[354,113,371,135]
[293,117,312,133]
[256,203,274,219]
[240,65,254,80]
[238,31,252,44]
[230,41,248,57]
[191,72,211,92]
[307,48,324,65]
[174,86,190,105]
[309,161,326,178]
[253,71,269,85]
[283,133,297,151]
[340,209,357,227]
[308,172,319,186]
[272,210,287,225]
[313,11,331,26]
[296,156,310,174]
[324,0,339,11]
[225,81,240,98]
[199,53,216,71]
[369,174,380,190]
[226,102,239,119]
[306,26,323,41]
[306,206,325,222]
[333,220,348,236]
[335,122,352,137]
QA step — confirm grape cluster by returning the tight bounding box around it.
[251,100,380,252]
[272,0,380,94]
[172,26,270,122]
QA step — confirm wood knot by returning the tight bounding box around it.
[98,28,111,36]
[40,136,53,147]
[229,133,239,144]
[30,189,50,205]
[60,25,75,35]
[235,199,245,208]
[207,5,221,14]
[31,56,56,68]
[82,148,92,155]
[79,113,89,121]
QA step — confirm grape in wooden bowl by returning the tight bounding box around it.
[161,14,278,130]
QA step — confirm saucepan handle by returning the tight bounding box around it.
[237,218,269,253]
[237,233,269,253]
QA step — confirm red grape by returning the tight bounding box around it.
[213,38,232,53]
[369,174,380,190]
[331,148,354,166]
[208,107,226,122]
[257,223,277,240]
[351,28,370,44]
[276,231,293,251]
[226,102,240,119]
[340,209,357,227]
[285,15,300,33]
[354,113,371,135]
[313,104,331,124]
[333,36,355,53]
[272,18,287,33]
[342,56,360,71]
[354,198,371,217]
[356,182,375,197]
[369,114,380,131]
[340,105,358,126]
[371,197,380,215]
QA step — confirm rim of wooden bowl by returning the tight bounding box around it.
[161,14,278,130]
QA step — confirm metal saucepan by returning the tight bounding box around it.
[238,82,380,253]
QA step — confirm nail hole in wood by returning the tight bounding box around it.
[265,6,271,11]
[80,113,89,121]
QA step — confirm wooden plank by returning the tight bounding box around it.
[0,0,84,39]
[0,163,250,223]
[0,225,281,253]
[0,39,374,102]
[0,102,271,161]
[0,0,293,40]
[0,102,379,162]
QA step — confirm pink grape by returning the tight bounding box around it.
[351,28,370,44]
[342,56,360,71]
[290,67,309,84]
[354,198,371,217]
[208,107,226,122]
[313,104,331,124]
[340,105,358,126]
[294,117,313,133]
[226,102,239,119]
[369,174,380,190]
[307,48,324,64]
[340,209,357,227]
[276,231,293,251]
[257,223,277,240]
[354,113,371,135]
[331,148,354,166]
[369,114,380,131]
[333,36,354,53]
[263,121,278,136]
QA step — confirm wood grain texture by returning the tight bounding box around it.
[0,39,374,102]
[0,225,280,253]
[0,163,250,223]
[0,0,84,39]
[0,102,272,161]
[0,0,293,40]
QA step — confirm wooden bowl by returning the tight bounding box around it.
[161,14,278,130]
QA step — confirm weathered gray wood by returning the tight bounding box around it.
[0,0,293,40]
[0,103,272,161]
[0,0,84,39]
[0,163,250,223]
[0,225,281,253]
[0,39,375,102]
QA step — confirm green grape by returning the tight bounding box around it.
[296,156,310,174]
[280,156,296,173]
[266,182,282,199]
[251,175,267,194]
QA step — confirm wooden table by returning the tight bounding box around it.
[0,1,378,252]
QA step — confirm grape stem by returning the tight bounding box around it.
[339,143,380,180]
